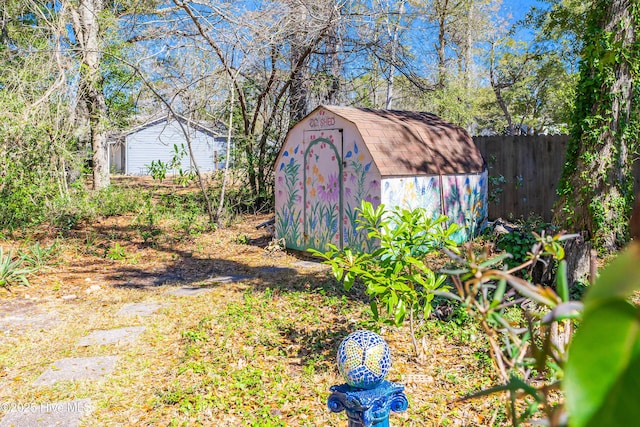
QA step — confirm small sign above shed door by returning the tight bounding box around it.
[303,129,343,252]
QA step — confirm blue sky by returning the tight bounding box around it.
[501,0,545,22]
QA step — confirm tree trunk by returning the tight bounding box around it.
[463,1,473,92]
[492,84,514,135]
[289,2,308,123]
[564,233,592,286]
[70,0,110,190]
[489,42,515,135]
[554,0,637,251]
[435,0,449,91]
[385,0,406,110]
[215,86,236,225]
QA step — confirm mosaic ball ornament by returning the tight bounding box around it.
[337,330,391,389]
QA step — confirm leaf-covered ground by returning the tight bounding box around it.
[0,179,504,426]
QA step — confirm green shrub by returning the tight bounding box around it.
[312,201,459,359]
[46,184,148,232]
[20,241,58,270]
[0,246,35,287]
[494,217,557,269]
[95,186,145,217]
[106,243,127,260]
[496,231,537,266]
[446,229,640,426]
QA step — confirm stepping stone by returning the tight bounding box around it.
[77,326,146,347]
[165,287,212,297]
[259,267,293,275]
[293,260,329,270]
[0,398,92,427]
[0,312,59,332]
[116,272,184,289]
[205,275,250,284]
[33,356,119,386]
[116,302,161,317]
[0,300,59,332]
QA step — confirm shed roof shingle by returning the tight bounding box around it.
[321,106,485,176]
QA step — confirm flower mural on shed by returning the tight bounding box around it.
[318,173,340,203]
[275,144,304,249]
[304,131,342,251]
[381,174,487,243]
[443,173,487,242]
[342,141,380,253]
[382,177,442,219]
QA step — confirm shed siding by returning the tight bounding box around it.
[442,172,488,240]
[381,176,442,217]
[275,112,382,252]
[380,172,488,242]
[125,121,224,176]
[275,106,488,252]
[340,128,381,253]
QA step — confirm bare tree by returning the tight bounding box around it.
[172,0,342,199]
[381,0,408,109]
[68,0,110,190]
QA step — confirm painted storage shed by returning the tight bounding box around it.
[109,117,228,175]
[274,105,488,252]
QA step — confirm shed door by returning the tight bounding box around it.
[303,129,343,251]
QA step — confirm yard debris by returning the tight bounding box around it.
[265,237,286,254]
[489,218,519,235]
[85,285,101,294]
[256,217,275,237]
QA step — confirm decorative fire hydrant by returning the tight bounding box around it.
[328,330,408,427]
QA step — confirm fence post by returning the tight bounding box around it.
[327,330,408,426]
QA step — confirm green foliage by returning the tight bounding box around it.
[94,186,146,217]
[495,218,555,269]
[48,185,146,232]
[496,231,538,267]
[446,232,580,425]
[428,80,489,130]
[102,31,139,130]
[484,35,576,135]
[0,246,36,287]
[20,241,58,270]
[527,0,588,61]
[133,196,162,244]
[0,1,90,232]
[234,234,250,245]
[311,201,459,357]
[555,0,640,250]
[147,144,196,186]
[106,243,127,261]
[0,124,76,231]
[488,174,506,205]
[0,240,57,288]
[428,301,481,345]
[450,227,640,425]
[148,160,170,183]
[563,242,640,426]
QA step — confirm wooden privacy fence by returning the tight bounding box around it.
[474,135,640,222]
[474,135,567,222]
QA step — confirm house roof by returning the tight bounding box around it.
[109,115,226,143]
[320,105,485,176]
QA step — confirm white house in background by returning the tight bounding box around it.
[109,117,229,175]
